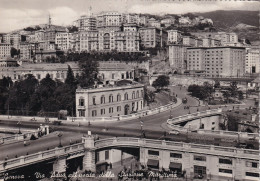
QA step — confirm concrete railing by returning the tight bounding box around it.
[167,108,222,126]
[0,143,84,172]
[68,98,182,123]
[94,137,259,160]
[166,108,258,139]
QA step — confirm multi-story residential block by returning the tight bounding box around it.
[55,32,70,51]
[0,59,18,67]
[44,26,67,42]
[167,30,182,44]
[245,48,260,74]
[0,43,11,59]
[123,14,140,24]
[97,11,122,30]
[168,44,188,71]
[161,18,175,25]
[10,33,22,49]
[79,31,99,52]
[148,18,161,28]
[38,41,57,51]
[137,16,148,26]
[195,38,203,47]
[34,30,45,42]
[187,47,246,77]
[214,32,238,46]
[139,27,166,48]
[74,15,97,31]
[19,42,32,60]
[183,36,196,47]
[76,81,144,118]
[179,16,191,25]
[202,38,221,47]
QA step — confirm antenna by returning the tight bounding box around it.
[89,6,92,16]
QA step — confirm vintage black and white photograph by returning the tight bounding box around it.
[0,0,259,180]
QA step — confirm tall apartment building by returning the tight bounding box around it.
[76,81,144,118]
[245,48,260,74]
[79,31,99,52]
[187,47,246,77]
[74,15,97,31]
[168,44,188,71]
[34,30,45,42]
[80,29,140,52]
[195,38,203,47]
[148,18,161,28]
[139,27,167,48]
[55,32,70,51]
[214,32,238,46]
[97,11,122,30]
[19,42,32,60]
[0,43,11,59]
[167,30,182,44]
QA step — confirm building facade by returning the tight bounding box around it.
[187,47,246,77]
[245,48,260,74]
[168,45,188,71]
[0,43,11,59]
[167,30,182,44]
[76,82,144,118]
[139,27,166,48]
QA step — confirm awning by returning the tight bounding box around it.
[147,159,159,167]
[169,162,182,169]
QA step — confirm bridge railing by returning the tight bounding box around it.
[0,143,84,172]
[94,137,259,160]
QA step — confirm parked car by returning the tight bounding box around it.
[169,130,180,135]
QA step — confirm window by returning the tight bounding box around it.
[109,94,113,103]
[170,153,182,158]
[124,93,128,100]
[219,169,232,174]
[101,95,105,104]
[132,91,135,99]
[136,91,139,98]
[112,73,115,79]
[79,98,85,106]
[194,155,206,161]
[105,150,109,160]
[93,97,96,105]
[219,158,232,165]
[101,109,105,115]
[92,110,97,117]
[109,107,113,113]
[148,150,159,156]
[246,172,259,177]
[246,161,258,168]
[96,152,100,162]
[78,110,85,117]
[117,106,121,112]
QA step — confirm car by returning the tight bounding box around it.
[169,130,180,135]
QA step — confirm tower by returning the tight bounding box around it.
[48,13,52,28]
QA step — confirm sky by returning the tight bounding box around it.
[0,0,259,32]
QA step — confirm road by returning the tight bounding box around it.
[0,86,257,161]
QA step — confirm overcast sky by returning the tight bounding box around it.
[0,0,259,32]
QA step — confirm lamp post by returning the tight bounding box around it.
[17,121,21,134]
[57,132,63,147]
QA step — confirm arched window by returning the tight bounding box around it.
[117,94,121,101]
[136,91,139,98]
[124,93,128,100]
[109,94,113,103]
[132,91,135,99]
[141,90,144,98]
[101,95,105,104]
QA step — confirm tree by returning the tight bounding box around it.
[223,91,231,103]
[65,65,76,87]
[237,90,244,100]
[144,86,155,105]
[229,81,238,98]
[78,57,99,88]
[152,75,170,91]
[214,80,220,89]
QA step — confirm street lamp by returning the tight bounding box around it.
[17,121,21,134]
[57,132,63,147]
